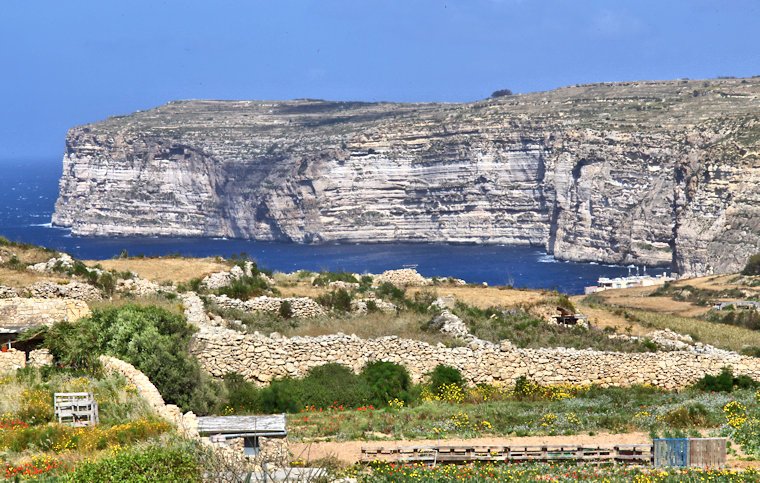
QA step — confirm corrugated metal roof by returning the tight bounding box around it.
[197,414,287,436]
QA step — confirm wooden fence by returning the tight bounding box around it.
[361,444,653,465]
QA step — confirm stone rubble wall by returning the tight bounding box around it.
[116,277,172,297]
[27,254,75,273]
[192,325,760,390]
[201,262,274,291]
[207,294,325,318]
[0,349,26,373]
[374,269,431,287]
[28,348,53,368]
[351,298,397,315]
[98,355,198,438]
[0,286,20,299]
[27,281,102,302]
[0,297,91,327]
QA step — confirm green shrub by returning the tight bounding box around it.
[555,293,576,313]
[1,254,26,270]
[361,361,411,406]
[743,253,760,276]
[365,300,379,313]
[660,404,710,428]
[258,363,371,412]
[695,368,735,392]
[693,367,757,392]
[405,290,438,314]
[374,282,406,303]
[316,289,352,312]
[259,379,303,413]
[45,305,218,414]
[279,300,294,319]
[706,308,760,331]
[216,274,269,300]
[223,373,260,412]
[312,271,359,287]
[429,365,464,393]
[63,440,201,482]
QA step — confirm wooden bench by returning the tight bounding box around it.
[54,392,99,427]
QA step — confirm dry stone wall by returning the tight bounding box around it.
[27,281,102,302]
[98,355,198,438]
[192,325,760,390]
[207,294,325,318]
[0,286,20,299]
[0,349,26,373]
[0,297,91,328]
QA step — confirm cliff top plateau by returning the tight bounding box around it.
[54,77,760,276]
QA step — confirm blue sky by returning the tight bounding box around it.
[1,0,758,160]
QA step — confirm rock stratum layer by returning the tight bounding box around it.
[54,78,760,275]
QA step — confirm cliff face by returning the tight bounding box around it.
[53,79,760,276]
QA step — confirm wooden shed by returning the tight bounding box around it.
[197,414,287,456]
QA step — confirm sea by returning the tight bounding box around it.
[0,158,667,294]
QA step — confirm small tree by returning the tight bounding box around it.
[490,88,513,98]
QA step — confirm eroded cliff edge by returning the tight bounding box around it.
[53,78,760,276]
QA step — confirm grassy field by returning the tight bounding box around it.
[629,310,760,353]
[287,385,745,442]
[351,462,760,482]
[0,367,172,478]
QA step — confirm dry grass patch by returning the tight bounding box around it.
[571,300,649,336]
[594,288,712,318]
[87,257,230,283]
[407,286,547,309]
[630,310,760,353]
[0,267,68,288]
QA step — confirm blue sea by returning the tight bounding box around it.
[0,159,666,294]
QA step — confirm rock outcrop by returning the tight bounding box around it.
[53,78,760,276]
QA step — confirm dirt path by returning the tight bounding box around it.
[291,432,652,463]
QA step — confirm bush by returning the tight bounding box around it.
[365,300,379,313]
[45,305,218,413]
[429,365,464,393]
[312,271,359,287]
[216,274,269,300]
[361,361,411,406]
[375,282,406,303]
[660,404,710,428]
[257,363,371,413]
[278,300,293,319]
[693,367,757,392]
[223,373,260,412]
[16,389,54,425]
[315,288,352,312]
[743,253,760,275]
[63,440,201,482]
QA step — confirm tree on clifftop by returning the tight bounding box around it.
[490,88,514,98]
